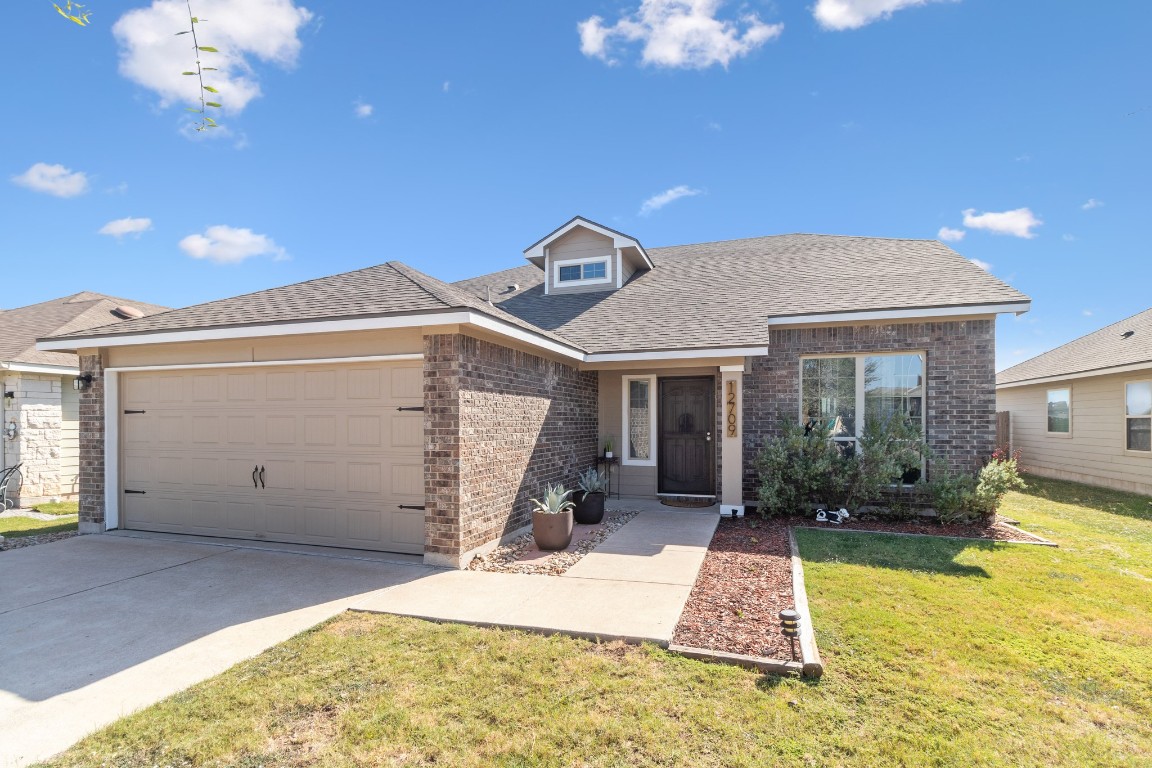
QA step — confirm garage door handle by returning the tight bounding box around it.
[252,466,259,488]
[398,504,426,510]
[259,465,265,489]
[125,489,146,494]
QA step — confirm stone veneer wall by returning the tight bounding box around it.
[77,354,105,531]
[742,319,996,501]
[1,372,63,507]
[424,334,598,565]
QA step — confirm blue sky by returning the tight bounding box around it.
[2,1,1147,370]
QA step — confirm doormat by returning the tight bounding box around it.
[660,497,716,508]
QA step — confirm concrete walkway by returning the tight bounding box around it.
[352,507,718,644]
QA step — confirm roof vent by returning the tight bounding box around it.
[1121,330,1135,339]
[112,305,145,320]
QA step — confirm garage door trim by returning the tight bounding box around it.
[103,353,424,531]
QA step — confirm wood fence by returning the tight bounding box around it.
[995,411,1011,456]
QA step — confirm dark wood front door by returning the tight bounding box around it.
[659,377,715,495]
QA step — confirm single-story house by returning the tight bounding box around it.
[40,217,1030,566]
[996,307,1152,496]
[2,292,167,507]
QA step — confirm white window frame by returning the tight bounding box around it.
[553,255,612,287]
[1124,379,1152,454]
[621,375,658,466]
[798,350,928,449]
[1045,386,1073,437]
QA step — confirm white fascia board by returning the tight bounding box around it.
[524,218,643,261]
[585,346,769,363]
[996,360,1152,390]
[37,310,586,362]
[765,302,1031,326]
[0,362,80,375]
[106,354,424,373]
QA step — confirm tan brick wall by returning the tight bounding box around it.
[424,333,598,562]
[743,319,997,499]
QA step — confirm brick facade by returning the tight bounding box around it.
[741,319,996,500]
[424,333,598,566]
[78,354,105,531]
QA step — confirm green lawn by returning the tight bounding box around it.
[39,477,1152,767]
[32,500,80,516]
[0,515,77,538]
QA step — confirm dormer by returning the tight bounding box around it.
[524,216,653,296]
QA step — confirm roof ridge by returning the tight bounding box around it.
[648,232,941,252]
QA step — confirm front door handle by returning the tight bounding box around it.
[259,465,266,489]
[252,465,258,488]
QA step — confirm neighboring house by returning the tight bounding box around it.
[39,217,1030,566]
[997,307,1152,496]
[2,292,168,507]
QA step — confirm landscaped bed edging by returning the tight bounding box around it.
[666,643,803,675]
[788,528,825,678]
[791,524,1058,547]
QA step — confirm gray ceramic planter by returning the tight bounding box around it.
[532,510,573,550]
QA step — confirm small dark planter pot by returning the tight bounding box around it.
[532,510,573,550]
[573,491,606,525]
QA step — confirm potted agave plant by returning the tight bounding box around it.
[574,467,607,525]
[530,483,575,551]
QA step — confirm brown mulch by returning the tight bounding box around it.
[673,511,1053,661]
[673,517,795,660]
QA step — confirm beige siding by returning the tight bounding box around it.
[59,378,80,499]
[997,370,1152,496]
[598,367,720,497]
[105,328,423,368]
[547,228,615,295]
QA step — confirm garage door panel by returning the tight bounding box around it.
[121,362,425,553]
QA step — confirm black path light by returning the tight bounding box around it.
[779,608,801,663]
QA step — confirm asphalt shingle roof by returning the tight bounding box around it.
[47,262,584,350]
[456,234,1029,353]
[43,231,1029,357]
[997,307,1152,385]
[2,293,169,367]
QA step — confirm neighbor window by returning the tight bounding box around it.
[622,376,657,466]
[1046,388,1071,434]
[556,259,608,283]
[1126,381,1151,452]
[801,352,926,461]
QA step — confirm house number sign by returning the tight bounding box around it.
[725,380,738,438]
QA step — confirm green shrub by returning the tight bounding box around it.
[755,417,926,518]
[926,455,1026,524]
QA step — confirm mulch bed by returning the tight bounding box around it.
[673,512,1053,660]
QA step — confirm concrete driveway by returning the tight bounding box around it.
[0,534,436,768]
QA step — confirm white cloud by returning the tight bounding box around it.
[1062,233,1077,242]
[969,258,991,271]
[354,101,373,118]
[813,0,948,31]
[99,217,154,239]
[1082,309,1093,317]
[578,0,783,69]
[112,0,313,117]
[937,226,965,242]
[179,225,287,264]
[639,185,703,216]
[11,163,89,197]
[962,207,1042,239]
[442,80,452,92]
[1081,198,1104,210]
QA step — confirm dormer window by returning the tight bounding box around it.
[524,216,654,296]
[556,258,609,286]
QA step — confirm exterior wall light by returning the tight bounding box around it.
[779,608,801,662]
[4,420,16,441]
[73,374,94,391]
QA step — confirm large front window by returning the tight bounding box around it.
[801,353,926,450]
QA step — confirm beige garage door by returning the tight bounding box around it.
[120,361,426,554]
